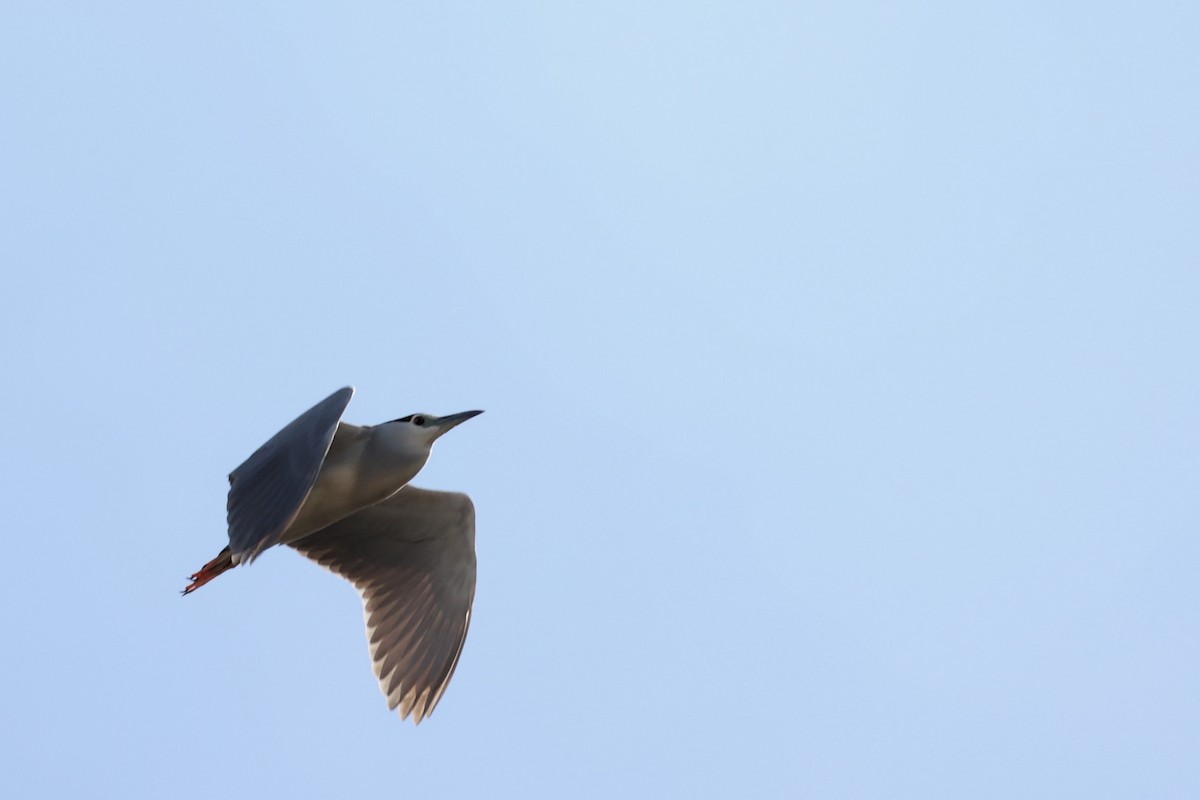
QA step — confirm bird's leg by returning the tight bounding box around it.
[182,547,235,595]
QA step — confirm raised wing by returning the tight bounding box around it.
[289,486,477,723]
[226,386,355,564]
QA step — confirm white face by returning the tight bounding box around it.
[383,409,481,450]
[387,413,442,447]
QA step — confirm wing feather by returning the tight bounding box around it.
[289,486,476,723]
[226,387,354,563]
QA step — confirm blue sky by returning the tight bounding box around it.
[2,3,1197,798]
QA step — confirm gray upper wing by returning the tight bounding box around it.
[289,486,477,723]
[227,386,355,563]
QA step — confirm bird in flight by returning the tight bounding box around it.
[184,386,482,723]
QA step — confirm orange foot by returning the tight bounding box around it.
[182,547,234,595]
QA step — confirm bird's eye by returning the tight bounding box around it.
[413,416,426,426]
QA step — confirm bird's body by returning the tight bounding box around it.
[271,421,429,549]
[185,387,482,723]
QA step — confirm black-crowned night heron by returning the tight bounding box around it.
[184,387,482,723]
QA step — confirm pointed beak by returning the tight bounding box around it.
[434,409,484,436]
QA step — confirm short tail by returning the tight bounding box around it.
[182,546,235,595]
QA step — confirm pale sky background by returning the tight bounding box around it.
[2,3,1198,798]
